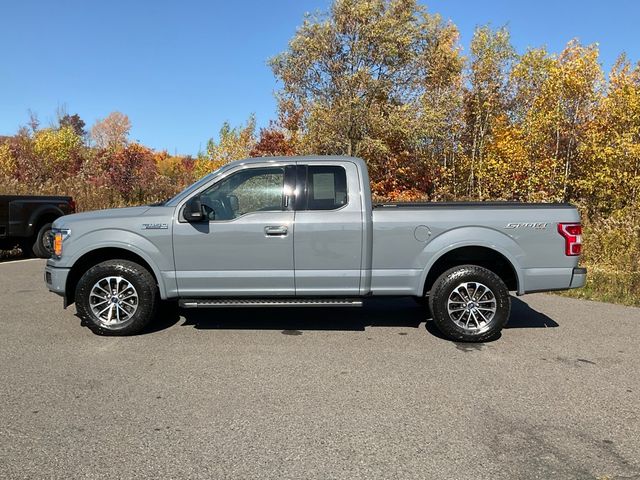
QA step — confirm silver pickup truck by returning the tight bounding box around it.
[45,156,586,341]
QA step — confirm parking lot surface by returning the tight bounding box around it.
[1,259,639,479]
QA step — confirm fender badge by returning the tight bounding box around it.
[142,223,168,230]
[505,222,548,230]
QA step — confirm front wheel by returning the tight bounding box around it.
[75,259,158,336]
[428,265,510,342]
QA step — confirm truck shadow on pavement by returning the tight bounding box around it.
[148,296,558,338]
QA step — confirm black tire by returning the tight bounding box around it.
[32,222,53,258]
[414,296,429,307]
[428,265,510,342]
[75,259,158,336]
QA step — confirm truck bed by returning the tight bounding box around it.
[370,201,581,296]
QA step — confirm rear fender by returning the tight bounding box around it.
[418,226,526,295]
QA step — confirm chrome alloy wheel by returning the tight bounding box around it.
[89,276,139,329]
[446,281,497,332]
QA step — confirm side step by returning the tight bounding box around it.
[179,298,363,308]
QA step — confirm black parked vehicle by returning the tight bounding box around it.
[0,195,75,258]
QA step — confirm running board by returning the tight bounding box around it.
[179,298,363,308]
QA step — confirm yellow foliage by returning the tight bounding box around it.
[154,151,183,178]
[0,143,16,177]
[33,126,83,177]
[193,157,227,180]
[192,116,257,179]
[480,117,529,200]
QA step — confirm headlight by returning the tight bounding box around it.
[51,228,71,257]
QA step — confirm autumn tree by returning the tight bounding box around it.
[90,111,131,149]
[250,123,297,157]
[0,142,15,178]
[193,116,257,178]
[271,0,464,199]
[552,41,603,201]
[273,0,428,155]
[103,144,159,202]
[416,15,464,198]
[503,41,603,201]
[577,55,640,213]
[32,126,84,180]
[478,46,559,201]
[463,25,515,198]
[154,150,196,187]
[59,113,86,138]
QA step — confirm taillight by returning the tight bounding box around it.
[558,223,582,256]
[68,199,76,212]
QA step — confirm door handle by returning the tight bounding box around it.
[264,225,288,236]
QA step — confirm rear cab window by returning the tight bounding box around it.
[298,165,348,211]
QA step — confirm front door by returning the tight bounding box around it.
[173,164,296,297]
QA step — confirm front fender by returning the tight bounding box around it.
[65,229,174,299]
[417,226,526,295]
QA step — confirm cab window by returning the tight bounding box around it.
[305,166,348,210]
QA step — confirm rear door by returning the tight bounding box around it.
[293,162,363,295]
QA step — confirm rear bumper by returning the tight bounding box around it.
[570,267,587,289]
[44,265,70,298]
[520,266,587,294]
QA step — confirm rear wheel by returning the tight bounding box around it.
[32,222,53,258]
[75,259,158,336]
[428,265,510,342]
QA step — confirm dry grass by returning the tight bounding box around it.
[0,177,173,211]
[558,208,640,307]
[559,266,640,307]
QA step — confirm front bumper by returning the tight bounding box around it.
[569,267,587,289]
[44,265,70,298]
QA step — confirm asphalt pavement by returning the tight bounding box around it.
[1,259,639,479]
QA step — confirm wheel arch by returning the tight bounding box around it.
[27,206,64,237]
[65,247,163,306]
[416,226,526,297]
[421,245,521,297]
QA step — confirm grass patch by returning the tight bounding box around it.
[557,265,640,307]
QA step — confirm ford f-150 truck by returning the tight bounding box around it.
[45,156,586,341]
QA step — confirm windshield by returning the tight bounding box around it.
[164,165,229,206]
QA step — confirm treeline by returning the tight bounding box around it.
[1,0,638,304]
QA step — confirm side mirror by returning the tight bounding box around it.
[184,196,205,222]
